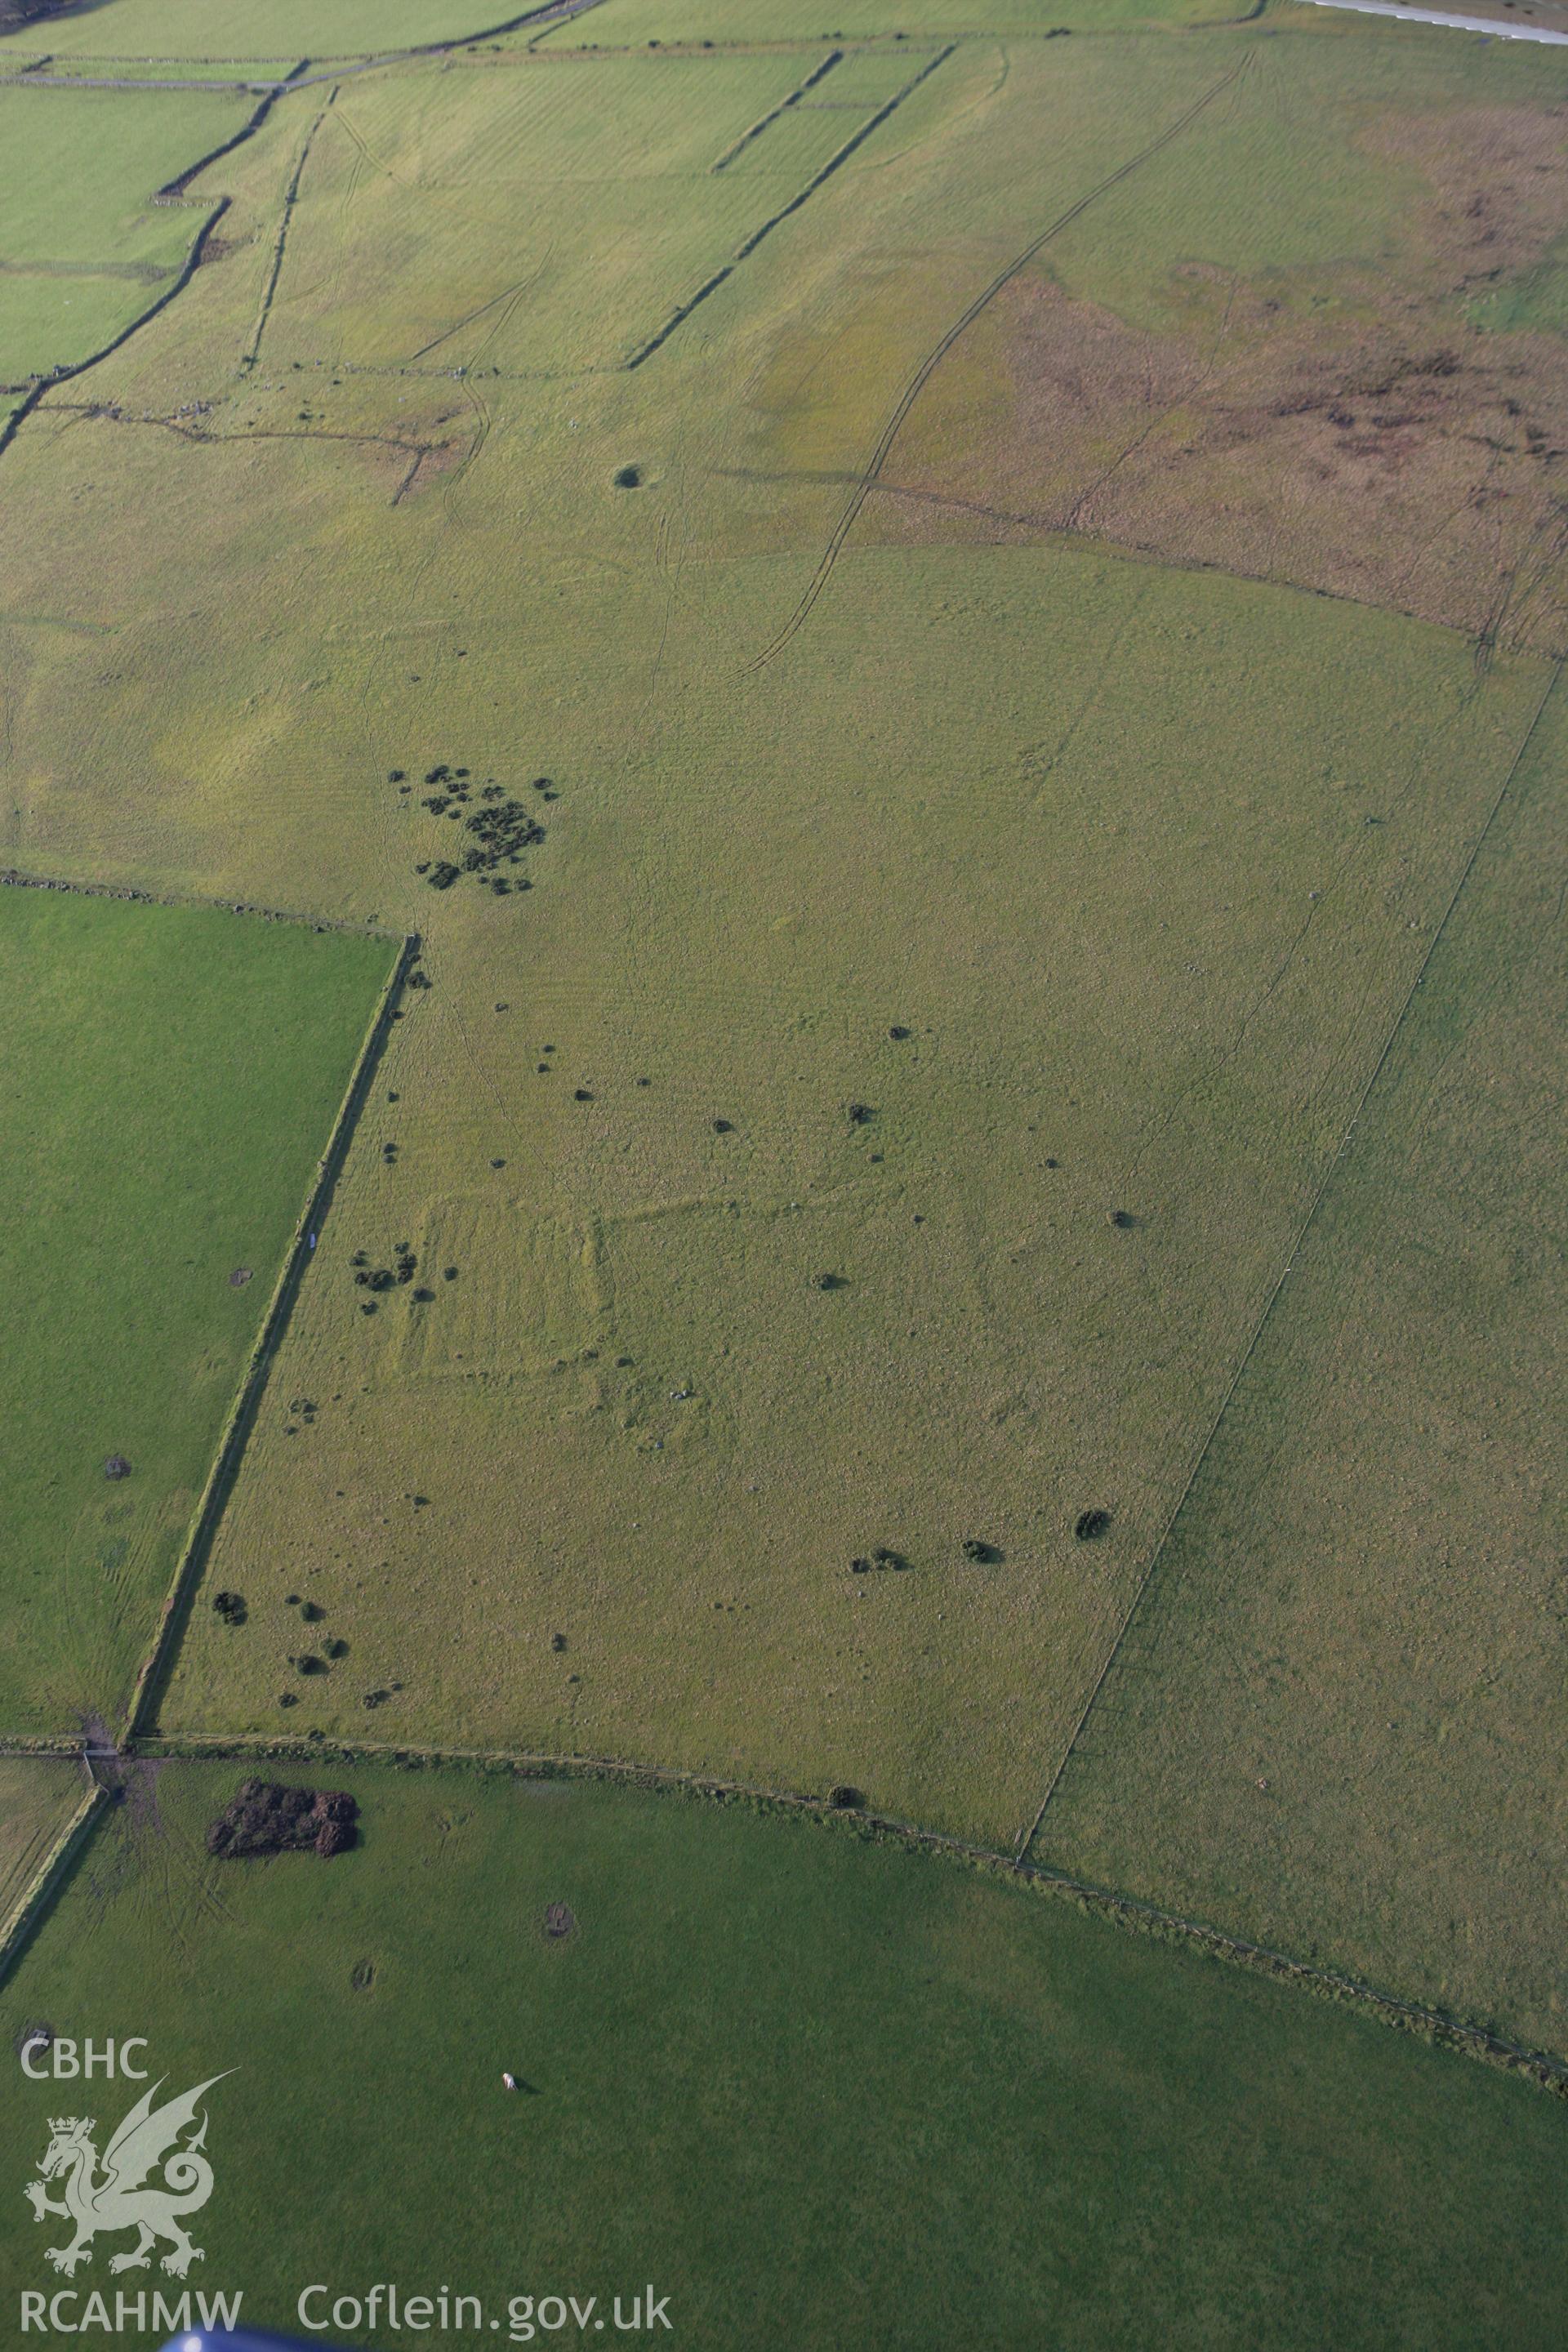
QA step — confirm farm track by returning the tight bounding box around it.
[1016,652,1566,1867]
[743,47,1254,672]
[2,1722,1566,2104]
[1302,0,1568,42]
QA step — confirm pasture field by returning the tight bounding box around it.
[256,51,943,375]
[0,83,253,385]
[0,1760,91,1940]
[154,541,1547,1853]
[0,6,1556,1939]
[4,1763,1568,2350]
[4,59,305,81]
[0,0,540,60]
[1036,675,1568,2056]
[0,888,394,1737]
[0,0,1564,2314]
[536,0,1230,44]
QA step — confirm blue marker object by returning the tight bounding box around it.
[158,2332,363,2352]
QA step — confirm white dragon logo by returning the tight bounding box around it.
[24,2074,230,2278]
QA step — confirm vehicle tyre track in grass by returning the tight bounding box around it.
[742,48,1254,674]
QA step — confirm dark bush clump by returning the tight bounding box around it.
[207,1780,358,1860]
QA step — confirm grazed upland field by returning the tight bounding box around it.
[0,1,1565,2328]
[0,2,1561,2027]
[0,888,394,1735]
[3,1763,1566,2352]
[156,550,1548,1859]
[1037,672,1568,2054]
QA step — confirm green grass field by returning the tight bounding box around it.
[0,84,254,385]
[3,1763,1566,2352]
[0,1760,90,1938]
[1036,674,1568,2055]
[0,0,1565,2332]
[1,0,536,60]
[260,52,874,372]
[0,888,394,1735]
[153,546,1548,1858]
[537,0,1229,44]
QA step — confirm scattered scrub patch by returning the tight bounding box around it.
[205,1776,359,1860]
[405,762,548,896]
